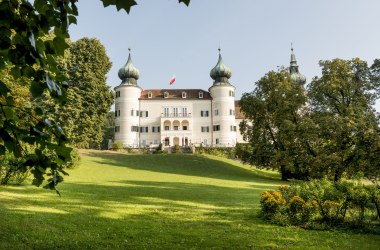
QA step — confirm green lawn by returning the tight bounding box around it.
[0,151,379,249]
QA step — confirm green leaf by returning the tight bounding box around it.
[0,128,13,142]
[0,145,5,155]
[33,0,46,13]
[30,80,46,98]
[0,79,11,96]
[53,36,69,56]
[68,15,77,25]
[6,96,14,106]
[45,74,62,96]
[179,0,191,6]
[101,0,137,13]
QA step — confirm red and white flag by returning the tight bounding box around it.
[169,75,176,85]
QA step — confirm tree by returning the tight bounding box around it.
[101,111,115,150]
[0,0,191,191]
[308,58,380,181]
[239,68,311,180]
[44,38,114,149]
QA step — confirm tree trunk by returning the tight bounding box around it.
[334,169,341,182]
[280,165,292,181]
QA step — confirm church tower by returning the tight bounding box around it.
[114,49,142,147]
[289,46,306,85]
[209,49,237,146]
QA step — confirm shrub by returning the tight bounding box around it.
[111,141,124,150]
[260,179,380,233]
[260,190,286,218]
[195,147,235,158]
[63,147,81,169]
[0,152,30,185]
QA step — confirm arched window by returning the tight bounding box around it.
[164,91,169,98]
[198,91,203,99]
[148,91,152,98]
[182,91,186,98]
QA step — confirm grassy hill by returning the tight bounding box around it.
[0,151,379,249]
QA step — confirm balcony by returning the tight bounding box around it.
[161,113,192,118]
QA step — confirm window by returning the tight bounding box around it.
[148,91,152,98]
[182,108,187,117]
[116,91,120,98]
[164,126,170,131]
[164,107,169,117]
[183,126,188,131]
[130,109,139,116]
[173,108,178,117]
[140,111,148,117]
[229,90,235,97]
[229,109,235,115]
[139,127,148,133]
[164,91,169,98]
[174,126,179,131]
[203,139,207,145]
[201,110,209,117]
[214,109,219,116]
[182,91,186,98]
[152,126,161,133]
[115,126,120,132]
[201,126,209,132]
[230,125,237,131]
[199,91,203,99]
[131,126,139,132]
[213,125,220,131]
[216,138,220,144]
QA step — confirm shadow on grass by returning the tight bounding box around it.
[2,181,380,249]
[2,180,380,249]
[88,152,282,184]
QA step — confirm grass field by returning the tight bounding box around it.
[0,151,379,249]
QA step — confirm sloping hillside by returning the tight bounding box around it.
[0,151,379,249]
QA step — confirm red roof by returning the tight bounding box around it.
[235,100,245,119]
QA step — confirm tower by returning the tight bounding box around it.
[289,45,306,85]
[114,49,142,147]
[209,49,237,147]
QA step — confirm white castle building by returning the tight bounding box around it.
[114,48,305,148]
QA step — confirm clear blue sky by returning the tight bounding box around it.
[69,0,380,110]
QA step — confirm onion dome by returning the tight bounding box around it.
[289,46,306,85]
[210,48,232,85]
[118,48,140,85]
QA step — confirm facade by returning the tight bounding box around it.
[114,48,305,148]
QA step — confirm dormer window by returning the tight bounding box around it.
[148,91,152,98]
[164,91,169,98]
[182,91,186,98]
[199,91,203,99]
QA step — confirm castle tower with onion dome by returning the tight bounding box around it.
[208,49,237,146]
[112,47,305,149]
[289,46,306,85]
[114,49,142,147]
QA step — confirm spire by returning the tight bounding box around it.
[289,44,306,85]
[210,48,232,86]
[290,43,298,71]
[118,48,140,85]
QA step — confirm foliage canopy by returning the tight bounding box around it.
[0,0,191,191]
